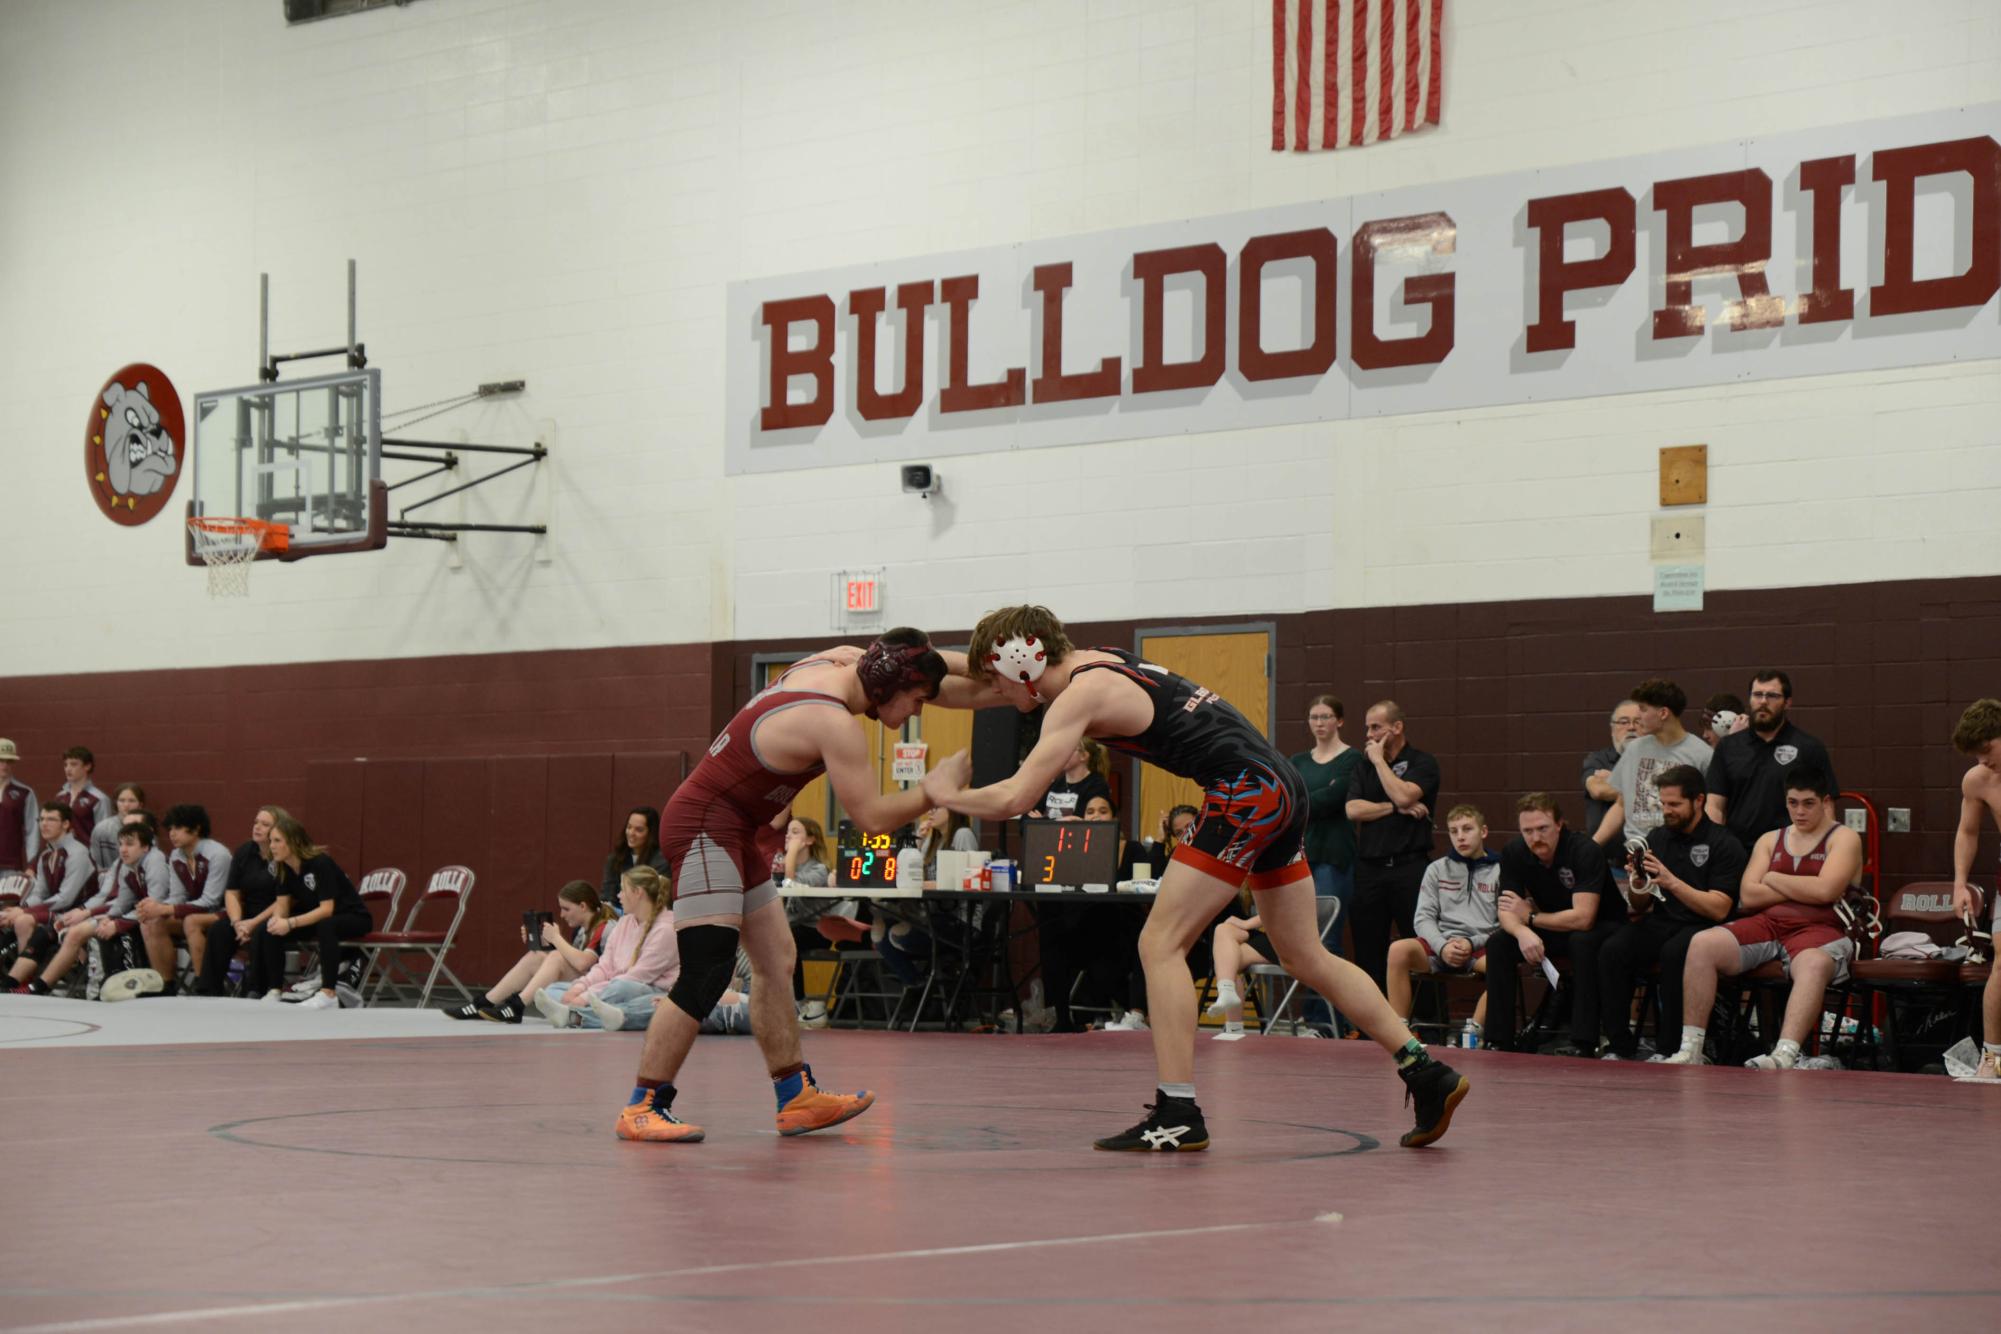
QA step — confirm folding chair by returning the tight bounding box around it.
[357,866,476,1008]
[806,947,902,1028]
[330,869,408,999]
[1849,883,1965,1071]
[1248,898,1343,1036]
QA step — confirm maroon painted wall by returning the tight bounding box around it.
[0,644,710,982]
[4,574,1996,986]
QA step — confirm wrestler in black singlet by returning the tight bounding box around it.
[1071,648,1310,886]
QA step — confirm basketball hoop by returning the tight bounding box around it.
[188,517,288,597]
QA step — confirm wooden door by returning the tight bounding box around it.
[1134,630,1272,834]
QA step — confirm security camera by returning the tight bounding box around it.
[901,464,940,499]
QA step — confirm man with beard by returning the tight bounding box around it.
[1597,765,1747,1061]
[1705,670,1835,851]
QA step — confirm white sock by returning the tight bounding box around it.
[1207,981,1240,1017]
[1986,1042,2001,1056]
[1680,1025,1706,1053]
[1772,1038,1801,1067]
[1159,1081,1196,1101]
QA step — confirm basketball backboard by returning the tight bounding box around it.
[186,368,386,561]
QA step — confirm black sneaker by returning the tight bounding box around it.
[482,999,523,1024]
[1093,1094,1209,1152]
[1398,1058,1469,1148]
[443,1001,483,1020]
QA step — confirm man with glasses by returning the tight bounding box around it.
[1704,670,1835,851]
[1584,702,1642,845]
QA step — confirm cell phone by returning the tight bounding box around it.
[524,910,556,949]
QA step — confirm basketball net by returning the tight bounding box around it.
[189,517,286,598]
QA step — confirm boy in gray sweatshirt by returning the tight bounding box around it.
[1387,806,1502,1040]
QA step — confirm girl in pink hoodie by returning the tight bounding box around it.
[535,867,679,1029]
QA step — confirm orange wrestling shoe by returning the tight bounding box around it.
[775,1064,875,1136]
[615,1087,706,1143]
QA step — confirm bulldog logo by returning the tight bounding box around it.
[1691,844,1711,867]
[1558,867,1576,889]
[1773,745,1799,765]
[85,364,184,526]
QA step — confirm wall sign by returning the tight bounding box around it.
[727,103,2001,475]
[85,364,184,525]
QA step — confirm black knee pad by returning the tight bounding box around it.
[24,924,59,965]
[667,924,740,1022]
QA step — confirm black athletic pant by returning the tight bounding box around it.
[252,910,373,993]
[1351,855,1427,993]
[1598,913,1703,1057]
[1483,920,1620,1051]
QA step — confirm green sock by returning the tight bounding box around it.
[1395,1039,1432,1072]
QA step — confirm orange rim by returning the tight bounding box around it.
[189,516,289,554]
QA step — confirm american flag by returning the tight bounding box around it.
[1272,0,1444,152]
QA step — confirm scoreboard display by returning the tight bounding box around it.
[1018,818,1120,889]
[835,822,911,889]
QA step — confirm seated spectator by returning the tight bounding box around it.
[1129,804,1199,879]
[1387,806,1500,1041]
[1032,792,1150,1033]
[915,804,979,876]
[1036,739,1111,819]
[602,805,669,902]
[7,816,166,996]
[871,803,977,987]
[89,783,146,870]
[192,806,287,997]
[1582,701,1642,844]
[1667,766,1862,1067]
[1699,693,1748,750]
[1597,765,1746,1060]
[1485,793,1623,1055]
[0,738,39,874]
[444,880,612,1022]
[1204,898,1273,1039]
[125,804,230,998]
[51,747,109,849]
[1600,679,1713,846]
[1081,793,1148,1031]
[777,815,859,1027]
[257,814,372,1010]
[2,804,93,960]
[1706,669,1837,852]
[535,866,688,1030]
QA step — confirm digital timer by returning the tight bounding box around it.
[1017,818,1120,889]
[835,821,912,890]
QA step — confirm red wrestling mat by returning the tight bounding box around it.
[1,1030,1996,1333]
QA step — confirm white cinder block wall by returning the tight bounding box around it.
[1,0,1996,674]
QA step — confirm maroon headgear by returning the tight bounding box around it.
[857,636,936,720]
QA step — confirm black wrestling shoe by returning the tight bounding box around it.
[443,1001,483,1020]
[1398,1058,1470,1148]
[482,998,523,1024]
[1093,1094,1209,1152]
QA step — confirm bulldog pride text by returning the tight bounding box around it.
[725,106,2001,475]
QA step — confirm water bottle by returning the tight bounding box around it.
[1459,1021,1482,1050]
[896,843,923,893]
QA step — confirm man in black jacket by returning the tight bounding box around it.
[1598,765,1747,1060]
[1486,792,1625,1054]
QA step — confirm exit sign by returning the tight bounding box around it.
[832,568,885,631]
